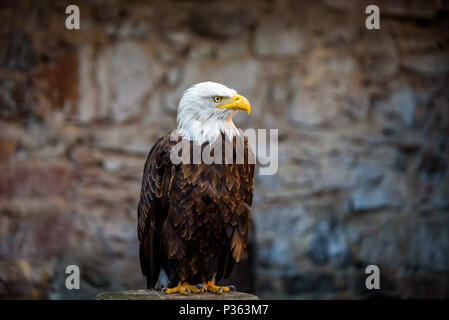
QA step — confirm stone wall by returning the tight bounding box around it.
[1,0,448,299]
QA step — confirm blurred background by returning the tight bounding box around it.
[1,0,448,299]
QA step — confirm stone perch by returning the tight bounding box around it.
[96,289,259,300]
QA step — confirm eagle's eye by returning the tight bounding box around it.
[213,96,222,103]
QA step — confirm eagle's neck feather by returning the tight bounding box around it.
[177,117,240,145]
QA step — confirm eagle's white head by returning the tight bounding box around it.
[176,82,251,144]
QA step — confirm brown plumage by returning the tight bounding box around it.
[137,132,255,289]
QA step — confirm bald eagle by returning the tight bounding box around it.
[138,82,255,294]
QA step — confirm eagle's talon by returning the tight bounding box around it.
[228,285,236,291]
[165,281,200,295]
[203,281,231,294]
[196,283,207,294]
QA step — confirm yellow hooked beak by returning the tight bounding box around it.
[216,93,251,115]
